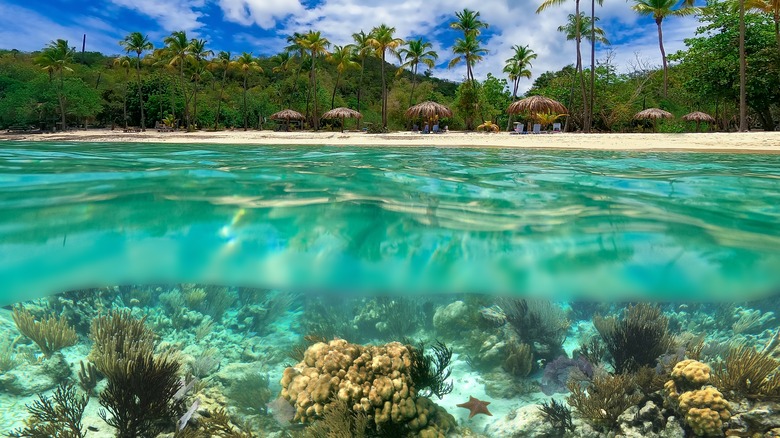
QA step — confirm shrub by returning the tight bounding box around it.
[12,306,78,358]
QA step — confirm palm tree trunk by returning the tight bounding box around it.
[59,69,66,131]
[576,0,588,131]
[179,62,189,129]
[589,0,596,133]
[123,72,128,129]
[506,81,519,131]
[331,71,341,109]
[739,0,747,131]
[136,53,146,131]
[312,54,319,130]
[193,79,198,130]
[357,57,365,130]
[409,64,418,108]
[656,18,668,98]
[381,52,388,129]
[214,69,227,130]
[243,74,248,131]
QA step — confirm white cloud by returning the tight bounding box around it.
[108,0,206,32]
[217,0,304,29]
[0,2,126,54]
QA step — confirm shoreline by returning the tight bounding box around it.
[2,128,779,153]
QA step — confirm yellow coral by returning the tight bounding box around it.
[672,359,711,386]
[678,387,730,437]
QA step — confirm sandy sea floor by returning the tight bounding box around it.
[2,128,780,152]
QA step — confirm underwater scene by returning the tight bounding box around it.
[1,143,780,437]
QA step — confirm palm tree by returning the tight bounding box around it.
[234,52,262,131]
[450,9,489,36]
[119,32,153,131]
[187,38,213,129]
[113,55,132,128]
[557,13,610,44]
[630,0,699,97]
[299,31,331,130]
[352,30,373,129]
[35,39,74,131]
[209,51,232,130]
[503,45,537,130]
[538,0,588,130]
[398,38,438,107]
[449,9,489,83]
[368,25,404,129]
[163,31,192,128]
[740,0,747,131]
[326,45,359,109]
[448,33,488,83]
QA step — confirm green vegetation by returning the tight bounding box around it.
[1,2,778,132]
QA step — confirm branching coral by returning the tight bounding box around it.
[538,399,574,434]
[566,373,642,431]
[711,344,780,400]
[594,303,675,374]
[303,399,369,438]
[8,382,88,438]
[498,299,569,360]
[12,306,77,358]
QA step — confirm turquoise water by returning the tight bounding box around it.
[2,142,780,304]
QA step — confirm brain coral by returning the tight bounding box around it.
[671,359,711,387]
[678,387,730,437]
[280,339,455,436]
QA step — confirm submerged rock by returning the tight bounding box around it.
[0,353,71,396]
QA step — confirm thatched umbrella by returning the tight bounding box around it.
[634,108,673,133]
[405,101,452,131]
[270,109,305,131]
[322,107,362,132]
[682,111,716,132]
[507,96,568,116]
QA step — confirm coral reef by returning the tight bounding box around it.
[12,306,78,358]
[502,341,533,378]
[712,344,780,400]
[407,340,453,399]
[280,339,455,437]
[538,399,574,434]
[566,373,642,431]
[498,299,569,361]
[540,355,594,395]
[664,359,730,437]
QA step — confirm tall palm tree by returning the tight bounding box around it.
[113,55,132,128]
[163,31,192,128]
[448,33,488,83]
[503,45,537,130]
[368,25,404,129]
[298,31,331,130]
[740,0,747,131]
[450,9,489,83]
[209,51,232,130]
[630,0,699,97]
[286,32,310,120]
[119,32,153,131]
[352,30,373,129]
[234,52,262,131]
[398,38,438,106]
[187,38,213,129]
[326,45,359,109]
[538,0,588,130]
[450,9,489,36]
[35,39,74,131]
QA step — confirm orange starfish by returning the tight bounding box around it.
[456,396,492,418]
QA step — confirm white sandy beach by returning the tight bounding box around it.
[2,128,780,153]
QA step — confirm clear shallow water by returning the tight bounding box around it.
[1,142,780,304]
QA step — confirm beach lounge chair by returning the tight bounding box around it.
[433,123,440,134]
[552,123,562,133]
[423,124,430,134]
[532,123,544,134]
[510,123,525,135]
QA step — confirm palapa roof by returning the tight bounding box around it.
[682,111,715,123]
[270,109,305,120]
[322,107,362,119]
[507,96,568,115]
[405,101,453,119]
[634,108,673,120]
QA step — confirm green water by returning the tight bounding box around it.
[1,142,779,304]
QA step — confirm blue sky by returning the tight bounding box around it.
[0,0,702,92]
